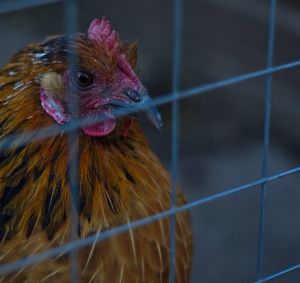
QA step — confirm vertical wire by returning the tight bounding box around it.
[256,0,277,280]
[64,0,79,282]
[170,0,183,282]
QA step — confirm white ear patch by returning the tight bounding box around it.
[40,72,64,98]
[40,72,71,124]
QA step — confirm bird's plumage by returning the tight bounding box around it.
[0,17,192,282]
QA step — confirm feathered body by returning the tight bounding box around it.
[0,18,192,282]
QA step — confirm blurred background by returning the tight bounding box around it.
[1,0,300,282]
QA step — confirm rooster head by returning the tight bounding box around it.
[36,17,161,138]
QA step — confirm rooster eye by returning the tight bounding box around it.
[73,70,93,88]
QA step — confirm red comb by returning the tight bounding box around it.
[88,17,118,51]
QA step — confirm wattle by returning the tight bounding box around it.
[82,113,116,137]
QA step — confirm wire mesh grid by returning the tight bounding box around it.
[0,0,300,282]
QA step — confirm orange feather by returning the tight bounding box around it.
[0,19,193,283]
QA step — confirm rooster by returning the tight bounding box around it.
[0,18,193,282]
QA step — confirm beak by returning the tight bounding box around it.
[140,95,163,129]
[122,88,162,129]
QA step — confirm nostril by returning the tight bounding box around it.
[124,89,141,102]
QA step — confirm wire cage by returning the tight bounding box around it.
[0,0,300,282]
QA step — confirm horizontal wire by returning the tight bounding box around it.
[255,261,300,282]
[0,165,299,275]
[1,59,300,152]
[0,0,63,14]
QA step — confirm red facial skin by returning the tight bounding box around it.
[67,56,145,137]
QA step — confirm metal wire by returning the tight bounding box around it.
[1,59,300,152]
[64,0,80,282]
[255,261,300,282]
[169,0,183,282]
[1,0,300,282]
[0,0,63,14]
[256,0,277,280]
[0,165,300,276]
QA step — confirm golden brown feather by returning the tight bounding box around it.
[0,18,192,283]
